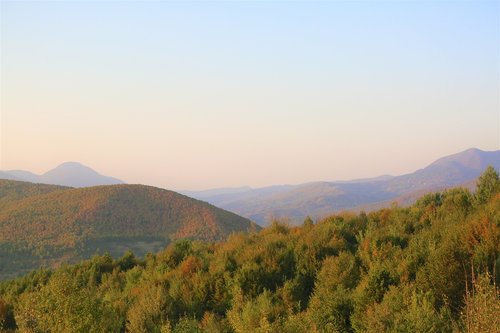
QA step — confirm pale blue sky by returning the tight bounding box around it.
[1,0,498,190]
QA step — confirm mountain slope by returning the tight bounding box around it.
[381,148,500,194]
[0,162,124,187]
[189,148,500,224]
[220,181,395,223]
[181,186,253,201]
[0,181,66,207]
[3,170,40,183]
[0,180,257,279]
[0,171,22,181]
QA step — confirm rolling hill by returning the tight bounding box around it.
[0,180,257,279]
[187,148,500,225]
[0,162,124,187]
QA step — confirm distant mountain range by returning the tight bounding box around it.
[0,180,257,279]
[184,148,500,225]
[0,162,124,187]
[2,148,498,228]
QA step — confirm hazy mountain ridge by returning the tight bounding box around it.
[2,149,498,228]
[0,180,257,279]
[380,148,499,194]
[189,148,500,224]
[350,178,479,214]
[181,186,253,200]
[0,162,124,187]
[0,171,22,181]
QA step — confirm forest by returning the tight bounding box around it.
[0,181,256,280]
[0,167,498,332]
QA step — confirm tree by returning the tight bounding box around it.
[308,252,360,332]
[462,272,500,333]
[359,285,453,333]
[126,283,171,333]
[475,166,499,205]
[227,288,279,333]
[303,217,314,228]
[15,272,121,332]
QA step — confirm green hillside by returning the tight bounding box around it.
[0,180,257,279]
[0,167,498,332]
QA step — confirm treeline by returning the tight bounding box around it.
[0,167,499,332]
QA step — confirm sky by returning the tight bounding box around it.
[0,0,498,190]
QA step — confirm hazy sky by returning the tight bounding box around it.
[1,0,498,190]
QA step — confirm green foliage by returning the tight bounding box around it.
[475,166,499,205]
[360,285,453,333]
[302,216,314,228]
[1,168,499,332]
[15,271,121,332]
[173,316,201,333]
[126,283,171,333]
[227,288,277,333]
[307,252,359,332]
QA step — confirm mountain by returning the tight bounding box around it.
[0,162,124,187]
[331,174,395,184]
[0,180,257,279]
[3,170,40,183]
[219,181,396,223]
[181,186,253,201]
[182,185,296,208]
[380,148,500,194]
[189,148,500,225]
[0,171,21,181]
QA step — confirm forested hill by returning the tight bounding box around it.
[0,167,498,332]
[0,180,257,279]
